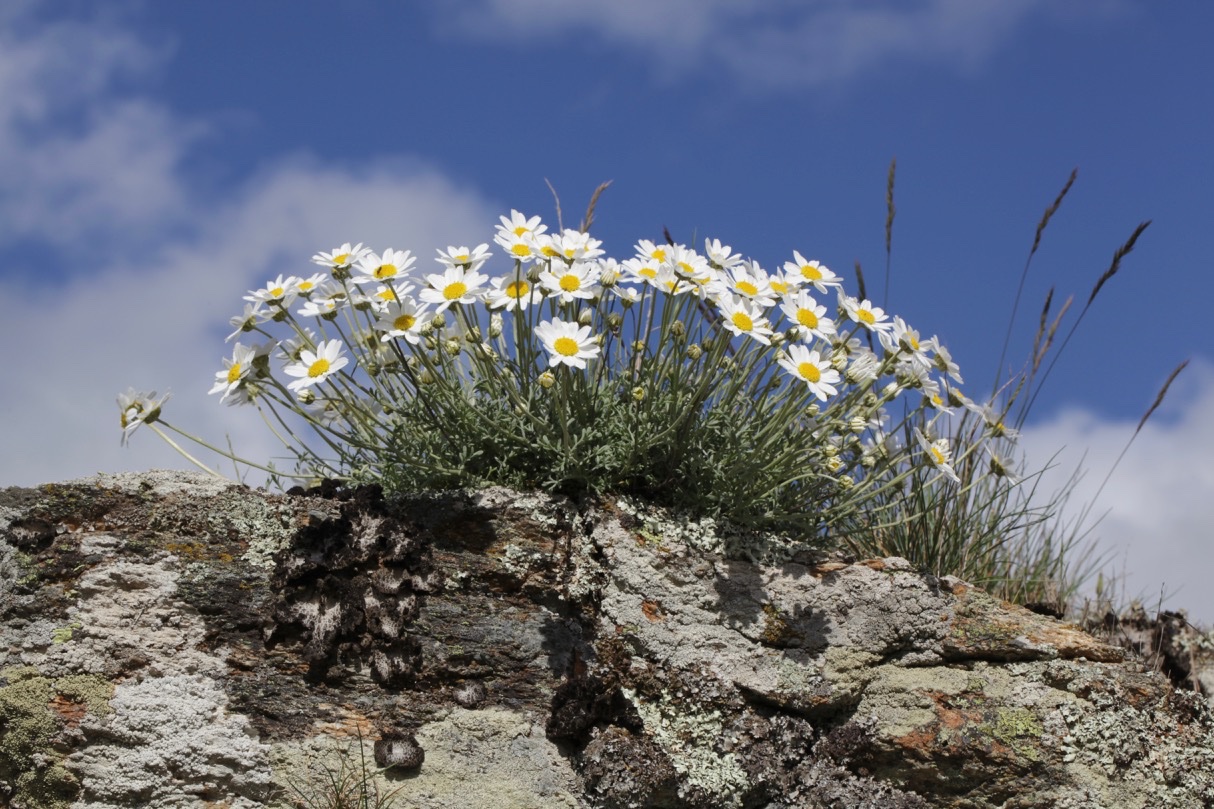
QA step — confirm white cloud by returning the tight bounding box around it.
[0,9,194,248]
[437,0,1127,87]
[1017,361,1214,625]
[0,9,500,489]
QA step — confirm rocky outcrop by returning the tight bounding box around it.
[1,471,1213,808]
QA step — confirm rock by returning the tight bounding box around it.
[1,471,1213,808]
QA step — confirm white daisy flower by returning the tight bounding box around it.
[117,389,170,445]
[539,260,602,304]
[843,349,882,385]
[784,252,841,294]
[916,428,960,483]
[704,238,744,270]
[496,210,547,240]
[634,239,669,264]
[486,274,544,311]
[375,299,431,345]
[779,290,836,342]
[355,248,416,285]
[534,318,600,369]
[284,339,350,391]
[244,274,299,308]
[312,242,371,272]
[553,230,604,262]
[839,293,893,333]
[209,342,258,401]
[435,244,492,272]
[708,261,777,308]
[420,266,489,312]
[716,295,775,345]
[227,302,268,341]
[778,344,840,402]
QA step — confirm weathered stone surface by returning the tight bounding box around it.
[1,471,1212,808]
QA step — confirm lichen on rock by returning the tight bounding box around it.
[2,471,1214,808]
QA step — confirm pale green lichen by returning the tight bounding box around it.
[985,706,1044,762]
[0,666,112,809]
[623,686,750,806]
[55,673,115,716]
[226,497,297,569]
[51,621,81,644]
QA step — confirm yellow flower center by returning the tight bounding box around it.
[797,309,819,329]
[393,314,416,331]
[507,280,530,298]
[377,289,395,301]
[798,362,821,382]
[226,364,243,384]
[307,359,331,378]
[269,286,285,298]
[554,336,579,357]
[374,264,397,280]
[541,246,560,257]
[559,274,581,292]
[443,281,468,300]
[800,264,821,281]
[511,243,532,257]
[857,308,875,325]
[333,253,350,266]
[651,248,667,262]
[930,446,947,466]
[640,267,657,279]
[731,311,754,332]
[771,280,791,294]
[299,281,315,292]
[736,280,759,296]
[677,261,695,276]
[454,254,470,263]
[513,225,528,236]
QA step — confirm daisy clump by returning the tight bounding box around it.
[119,196,1009,542]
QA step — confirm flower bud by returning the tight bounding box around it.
[538,371,556,389]
[578,309,594,327]
[296,389,317,405]
[849,417,867,434]
[419,369,438,385]
[431,313,447,331]
[805,403,820,418]
[444,339,462,356]
[686,344,703,361]
[489,314,504,338]
[769,331,784,346]
[606,312,623,331]
[671,320,686,338]
[632,340,647,354]
[465,326,482,342]
[631,386,646,403]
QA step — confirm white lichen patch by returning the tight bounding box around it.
[70,673,272,808]
[612,494,818,564]
[622,687,750,806]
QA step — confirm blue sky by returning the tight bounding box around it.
[2,1,1212,620]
